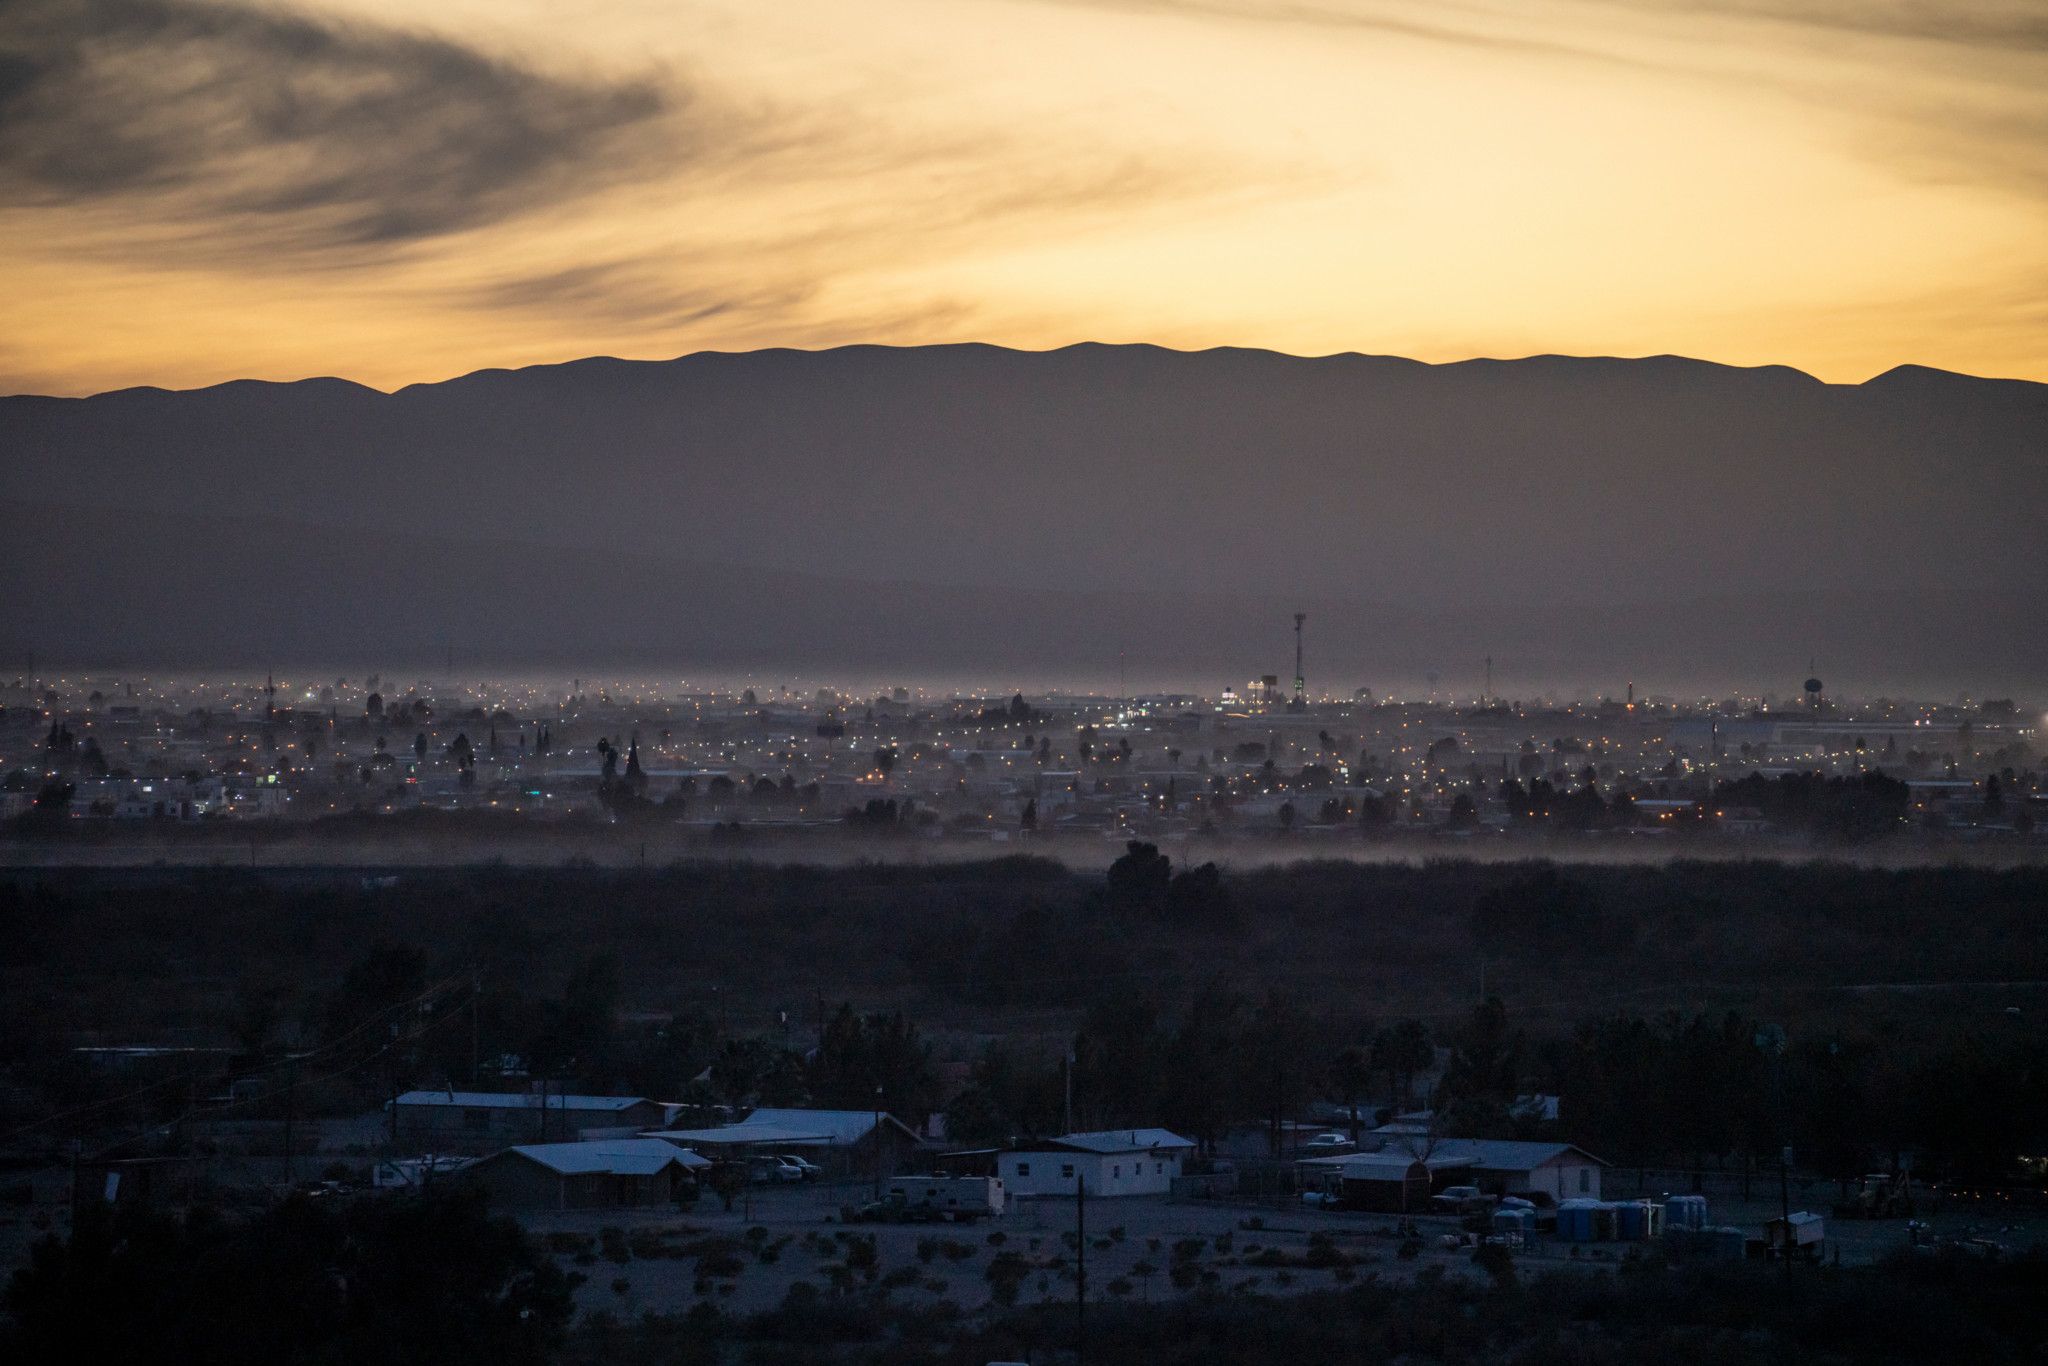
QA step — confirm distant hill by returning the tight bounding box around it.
[4,345,2042,692]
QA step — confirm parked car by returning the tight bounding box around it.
[772,1154,823,1182]
[1302,1132,1354,1152]
[747,1155,806,1184]
[1300,1189,1341,1207]
[1429,1185,1494,1214]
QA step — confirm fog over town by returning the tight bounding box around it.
[6,661,2040,859]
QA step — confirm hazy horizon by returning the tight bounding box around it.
[8,339,2036,404]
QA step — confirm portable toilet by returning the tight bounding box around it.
[1667,1194,1708,1230]
[1557,1198,1601,1241]
[1618,1200,1665,1240]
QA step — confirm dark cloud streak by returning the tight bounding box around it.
[0,0,671,254]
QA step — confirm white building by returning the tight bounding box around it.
[998,1128,1195,1198]
[1446,1140,1605,1202]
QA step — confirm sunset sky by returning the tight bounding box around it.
[2,0,2044,395]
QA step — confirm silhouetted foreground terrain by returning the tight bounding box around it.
[7,1185,2045,1366]
[4,856,2043,1186]
[5,344,2044,688]
[6,856,2046,1363]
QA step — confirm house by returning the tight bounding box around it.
[463,1139,709,1210]
[391,1090,671,1151]
[1333,1150,1474,1211]
[1312,1137,1607,1204]
[646,1107,924,1179]
[998,1129,1196,1198]
[1435,1140,1606,1202]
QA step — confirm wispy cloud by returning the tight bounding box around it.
[1015,0,2048,199]
[0,0,673,257]
[1608,0,2048,51]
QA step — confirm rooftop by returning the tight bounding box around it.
[498,1138,709,1177]
[395,1089,656,1112]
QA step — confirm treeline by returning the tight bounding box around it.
[3,856,2046,1178]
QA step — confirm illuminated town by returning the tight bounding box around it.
[7,657,2036,850]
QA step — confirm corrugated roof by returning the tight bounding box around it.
[1053,1128,1196,1155]
[1434,1140,1607,1170]
[742,1107,920,1145]
[1341,1150,1474,1175]
[396,1090,655,1112]
[498,1139,709,1177]
[645,1124,834,1147]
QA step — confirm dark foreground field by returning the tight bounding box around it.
[3,856,2046,1364]
[8,1182,2045,1366]
[3,855,2044,1185]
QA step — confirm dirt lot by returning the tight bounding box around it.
[516,1178,2048,1323]
[527,1184,1545,1320]
[7,1170,2039,1327]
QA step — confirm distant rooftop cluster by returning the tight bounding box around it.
[1,668,2038,845]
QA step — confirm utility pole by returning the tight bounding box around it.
[1075,1171,1088,1366]
[1064,1051,1075,1135]
[282,1056,296,1191]
[872,1085,884,1203]
[470,967,481,1086]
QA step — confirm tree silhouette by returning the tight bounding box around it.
[1107,841,1172,913]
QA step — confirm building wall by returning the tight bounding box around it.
[1341,1168,1430,1212]
[466,1154,569,1209]
[1474,1158,1600,1202]
[1548,1158,1600,1201]
[465,1156,680,1210]
[560,1171,678,1209]
[1000,1150,1180,1197]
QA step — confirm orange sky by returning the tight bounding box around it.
[2,0,2044,394]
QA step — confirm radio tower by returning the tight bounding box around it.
[1290,613,1307,712]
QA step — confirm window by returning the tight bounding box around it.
[1155,1162,1163,1174]
[1015,1162,1030,1177]
[1578,1168,1590,1193]
[1060,1163,1075,1179]
[1112,1165,1121,1178]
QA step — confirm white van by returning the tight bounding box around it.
[886,1175,1006,1220]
